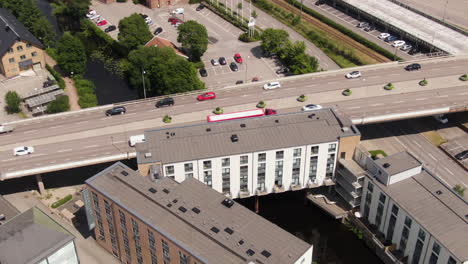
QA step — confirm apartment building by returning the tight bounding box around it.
[136,109,361,199]
[97,0,187,9]
[358,152,467,264]
[85,162,313,264]
[0,8,45,78]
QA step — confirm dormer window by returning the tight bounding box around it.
[26,43,32,48]
[7,48,13,53]
[17,45,23,51]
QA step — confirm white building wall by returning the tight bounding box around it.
[293,245,313,264]
[388,166,422,185]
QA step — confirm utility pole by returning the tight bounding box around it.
[299,0,304,20]
[141,68,147,99]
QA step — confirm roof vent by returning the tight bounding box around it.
[192,207,201,214]
[0,214,5,221]
[435,190,442,195]
[238,239,244,245]
[166,132,170,135]
[240,124,246,128]
[171,132,175,136]
[210,227,220,233]
[166,136,170,139]
[383,163,390,168]
[167,203,172,207]
[261,250,271,258]
[224,227,234,234]
[178,206,187,213]
[163,188,170,194]
[246,249,255,256]
[121,171,129,176]
[221,198,234,208]
[231,134,238,142]
[308,114,315,118]
[342,127,350,132]
[172,199,178,203]
[144,152,152,158]
[206,128,211,132]
[275,119,279,123]
[148,188,157,193]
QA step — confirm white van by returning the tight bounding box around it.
[129,134,146,147]
[172,8,184,14]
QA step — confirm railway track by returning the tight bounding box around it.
[270,0,390,63]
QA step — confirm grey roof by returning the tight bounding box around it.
[370,169,468,261]
[375,152,421,176]
[0,8,44,57]
[0,195,19,222]
[87,162,312,264]
[0,207,74,264]
[137,109,359,164]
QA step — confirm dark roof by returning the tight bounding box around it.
[86,162,312,263]
[0,195,19,223]
[0,8,44,57]
[137,109,359,164]
[0,207,74,264]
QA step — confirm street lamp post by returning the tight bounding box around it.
[141,68,147,99]
[244,56,250,82]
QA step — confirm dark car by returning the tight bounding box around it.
[140,13,148,19]
[230,62,238,72]
[219,57,227,65]
[43,79,56,88]
[405,63,421,71]
[199,68,208,77]
[196,4,205,11]
[364,25,375,32]
[265,108,277,115]
[408,48,420,55]
[276,67,289,74]
[105,106,126,116]
[155,98,174,108]
[235,80,244,85]
[154,27,163,35]
[455,150,468,161]
[105,25,116,33]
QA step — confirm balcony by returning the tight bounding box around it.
[223,192,232,198]
[256,187,269,196]
[290,183,303,191]
[273,185,285,193]
[323,177,335,186]
[239,190,251,198]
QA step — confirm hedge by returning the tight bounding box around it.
[45,64,66,90]
[46,95,70,114]
[74,76,98,108]
[51,194,72,208]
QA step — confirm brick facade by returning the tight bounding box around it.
[0,41,45,78]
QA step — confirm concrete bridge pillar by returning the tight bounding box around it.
[255,196,260,213]
[35,174,45,195]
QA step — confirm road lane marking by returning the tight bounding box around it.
[428,153,437,161]
[436,95,448,98]
[50,125,62,129]
[348,106,361,109]
[126,113,136,116]
[113,140,125,144]
[99,117,108,120]
[392,101,404,104]
[148,109,158,112]
[50,161,56,164]
[57,149,73,153]
[23,130,37,134]
[459,92,468,95]
[1,158,15,162]
[370,103,383,107]
[77,121,88,124]
[444,167,454,175]
[415,98,427,101]
[414,141,421,148]
[83,145,100,149]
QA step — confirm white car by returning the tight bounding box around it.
[302,104,323,111]
[129,134,146,147]
[172,8,184,14]
[145,17,153,25]
[378,33,390,39]
[263,81,281,90]
[392,40,406,47]
[14,146,34,156]
[345,71,361,79]
[89,14,101,20]
[86,10,97,18]
[211,59,219,66]
[400,44,412,51]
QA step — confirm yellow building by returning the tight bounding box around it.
[0,8,45,78]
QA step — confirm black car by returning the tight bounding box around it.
[155,98,174,108]
[199,68,208,77]
[408,48,420,55]
[105,25,116,33]
[43,79,56,88]
[219,57,227,65]
[455,150,468,161]
[236,80,244,85]
[154,27,163,35]
[105,106,126,116]
[196,4,205,11]
[405,63,421,71]
[230,62,238,72]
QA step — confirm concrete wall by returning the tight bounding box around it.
[0,40,45,78]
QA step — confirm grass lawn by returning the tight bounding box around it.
[369,149,388,159]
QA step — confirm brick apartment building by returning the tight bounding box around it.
[98,0,188,9]
[85,162,313,264]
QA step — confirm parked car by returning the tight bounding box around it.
[455,150,468,160]
[265,108,277,115]
[13,146,34,156]
[345,71,361,79]
[97,20,107,26]
[105,106,126,116]
[104,25,116,33]
[364,25,375,32]
[140,14,148,19]
[89,14,101,20]
[263,81,281,90]
[357,22,369,28]
[154,27,163,35]
[378,33,390,39]
[408,48,420,55]
[405,63,421,71]
[43,79,56,88]
[234,53,243,63]
[252,77,259,82]
[174,22,183,27]
[219,57,227,65]
[197,92,216,101]
[0,124,15,134]
[168,17,179,23]
[211,59,219,66]
[86,9,96,18]
[172,8,184,14]
[385,35,398,42]
[392,40,406,47]
[236,80,244,85]
[276,67,289,74]
[230,62,238,71]
[400,44,412,51]
[196,4,205,11]
[145,17,153,25]
[315,0,324,5]
[302,104,323,111]
[433,114,448,124]
[199,68,208,77]
[155,98,174,108]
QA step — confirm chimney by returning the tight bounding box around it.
[5,25,10,32]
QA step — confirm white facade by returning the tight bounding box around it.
[162,141,339,198]
[37,241,79,264]
[293,245,314,264]
[360,179,461,264]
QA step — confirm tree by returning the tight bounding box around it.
[51,0,91,31]
[57,32,87,75]
[5,91,21,114]
[453,184,465,197]
[279,41,318,74]
[251,10,258,18]
[260,28,289,56]
[127,46,204,97]
[118,13,152,51]
[177,21,208,61]
[46,95,70,113]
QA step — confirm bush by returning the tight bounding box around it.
[453,184,465,197]
[297,94,307,102]
[46,47,59,61]
[419,79,428,86]
[384,82,394,90]
[163,114,172,123]
[204,2,249,31]
[459,74,467,81]
[74,76,98,108]
[369,149,388,159]
[342,89,352,96]
[213,107,224,114]
[45,64,66,90]
[192,61,205,69]
[117,0,127,2]
[5,91,22,114]
[238,30,261,42]
[189,0,201,3]
[46,95,70,114]
[51,194,72,208]
[257,101,266,108]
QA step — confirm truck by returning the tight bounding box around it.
[0,124,14,134]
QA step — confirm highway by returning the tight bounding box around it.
[0,55,467,179]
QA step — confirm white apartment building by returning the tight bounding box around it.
[136,109,361,199]
[359,152,467,264]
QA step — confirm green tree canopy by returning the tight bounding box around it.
[46,95,70,113]
[57,32,87,75]
[5,91,21,114]
[177,20,208,61]
[280,41,318,74]
[51,0,90,31]
[260,28,289,56]
[127,46,204,97]
[118,13,152,51]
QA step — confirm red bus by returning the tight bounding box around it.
[207,108,276,123]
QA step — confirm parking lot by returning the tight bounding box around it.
[89,1,283,89]
[440,135,468,170]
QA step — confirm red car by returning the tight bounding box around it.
[171,19,183,25]
[234,53,243,63]
[197,92,216,101]
[265,108,277,115]
[97,20,107,26]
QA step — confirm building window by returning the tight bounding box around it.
[184,163,193,172]
[375,203,384,228]
[411,239,424,264]
[273,160,282,186]
[326,153,335,178]
[328,143,337,152]
[309,156,318,181]
[222,168,230,193]
[428,242,440,264]
[26,43,32,48]
[240,155,248,165]
[8,58,15,63]
[31,52,38,57]
[20,55,26,60]
[7,48,13,53]
[240,165,248,191]
[276,150,284,159]
[311,146,319,154]
[379,193,386,204]
[293,148,302,157]
[258,153,266,162]
[257,163,266,191]
[17,45,23,51]
[179,252,189,264]
[203,170,212,187]
[165,166,174,176]
[203,160,212,169]
[418,229,426,241]
[292,158,300,185]
[386,215,397,241]
[162,240,170,263]
[447,257,456,264]
[391,204,399,215]
[222,158,230,167]
[367,182,374,193]
[185,173,193,179]
[399,216,412,253]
